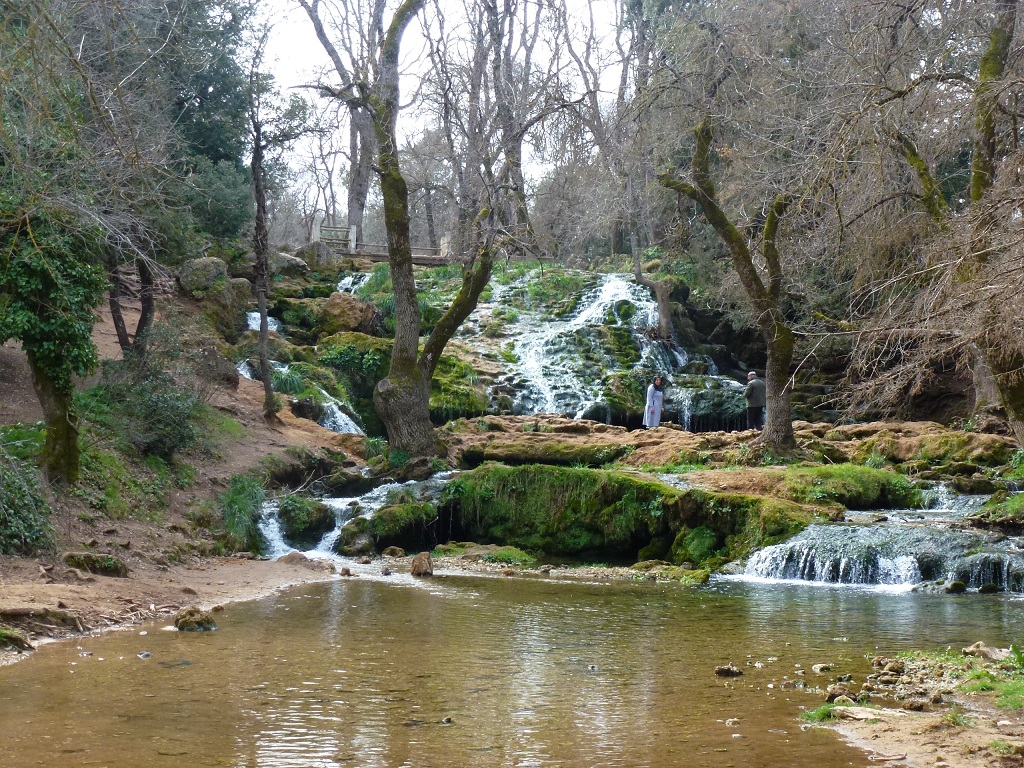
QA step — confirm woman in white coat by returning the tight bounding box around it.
[643,375,665,428]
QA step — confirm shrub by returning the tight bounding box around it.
[220,476,266,553]
[0,448,51,555]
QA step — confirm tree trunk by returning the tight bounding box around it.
[107,269,132,353]
[347,112,375,247]
[761,321,796,449]
[134,258,156,356]
[26,355,79,485]
[373,365,436,456]
[630,232,672,340]
[250,120,278,422]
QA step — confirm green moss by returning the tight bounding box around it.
[777,465,921,509]
[482,546,537,566]
[438,464,812,566]
[371,502,437,551]
[277,495,334,543]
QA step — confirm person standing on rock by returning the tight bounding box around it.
[744,371,766,430]
[643,375,665,428]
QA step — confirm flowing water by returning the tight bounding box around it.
[469,272,744,425]
[736,488,1024,592]
[5,573,1023,768]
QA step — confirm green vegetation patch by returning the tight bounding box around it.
[219,475,266,554]
[0,444,51,555]
[481,546,538,566]
[277,495,334,544]
[437,464,814,565]
[776,465,921,509]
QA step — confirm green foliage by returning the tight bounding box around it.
[364,436,388,458]
[71,445,170,522]
[942,705,972,727]
[482,546,538,566]
[799,704,839,723]
[0,446,51,555]
[526,270,591,316]
[220,475,266,553]
[0,217,105,396]
[271,366,305,395]
[276,495,333,541]
[183,157,253,239]
[388,449,412,468]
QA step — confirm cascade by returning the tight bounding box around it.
[480,272,744,427]
[246,311,282,333]
[736,491,1024,592]
[258,474,452,558]
[235,361,363,434]
[336,272,371,293]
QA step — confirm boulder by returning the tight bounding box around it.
[316,292,376,337]
[381,546,406,558]
[962,641,1011,661]
[269,251,311,277]
[410,551,434,577]
[178,257,228,299]
[174,606,217,632]
[714,663,742,677]
[295,241,338,272]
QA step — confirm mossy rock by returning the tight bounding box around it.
[436,464,813,566]
[336,516,374,556]
[371,502,438,552]
[174,606,217,631]
[62,552,129,578]
[277,497,335,546]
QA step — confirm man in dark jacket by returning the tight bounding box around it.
[744,371,766,430]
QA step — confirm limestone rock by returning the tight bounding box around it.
[269,251,311,277]
[294,241,337,271]
[714,663,743,677]
[382,546,406,558]
[174,606,217,632]
[316,292,376,337]
[410,551,434,577]
[178,257,228,299]
[962,641,1011,661]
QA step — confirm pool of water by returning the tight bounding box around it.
[3,574,1022,767]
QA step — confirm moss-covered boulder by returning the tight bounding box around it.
[371,502,438,552]
[174,606,217,632]
[436,464,814,566]
[277,496,335,548]
[178,257,228,299]
[315,292,376,338]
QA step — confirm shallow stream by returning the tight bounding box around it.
[4,574,1023,767]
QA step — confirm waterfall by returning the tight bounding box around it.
[735,492,1024,592]
[246,311,282,333]
[235,360,364,435]
[498,273,691,417]
[336,272,371,293]
[315,387,364,435]
[259,474,452,560]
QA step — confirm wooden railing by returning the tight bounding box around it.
[318,225,447,265]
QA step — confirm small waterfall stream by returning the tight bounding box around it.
[734,489,1024,592]
[246,311,282,333]
[235,360,364,435]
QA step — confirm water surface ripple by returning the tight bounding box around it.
[3,575,1023,767]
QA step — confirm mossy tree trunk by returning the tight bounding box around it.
[631,237,673,340]
[660,119,796,450]
[26,355,80,484]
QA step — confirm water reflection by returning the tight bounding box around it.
[4,576,1023,767]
